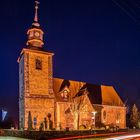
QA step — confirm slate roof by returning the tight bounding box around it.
[53,78,124,106]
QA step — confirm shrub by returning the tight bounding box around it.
[79,125,86,130]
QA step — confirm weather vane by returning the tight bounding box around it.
[34,0,40,22]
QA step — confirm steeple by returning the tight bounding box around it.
[32,0,40,27]
[26,0,44,48]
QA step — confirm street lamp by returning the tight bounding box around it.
[91,111,97,129]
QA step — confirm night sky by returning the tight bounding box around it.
[0,0,140,122]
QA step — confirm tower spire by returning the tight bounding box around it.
[26,0,44,48]
[32,0,40,27]
[34,0,39,22]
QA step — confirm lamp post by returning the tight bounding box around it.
[92,111,97,129]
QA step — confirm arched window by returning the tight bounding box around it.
[103,110,106,120]
[35,58,42,70]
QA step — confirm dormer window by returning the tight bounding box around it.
[59,86,70,101]
[61,90,68,100]
[35,58,42,70]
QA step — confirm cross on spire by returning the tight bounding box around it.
[34,0,40,22]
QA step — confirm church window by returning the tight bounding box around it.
[116,112,120,121]
[35,58,42,70]
[61,90,68,100]
[103,110,106,120]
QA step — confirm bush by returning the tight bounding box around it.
[106,124,119,132]
[79,125,86,130]
[95,122,106,129]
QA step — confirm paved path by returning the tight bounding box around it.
[50,132,126,140]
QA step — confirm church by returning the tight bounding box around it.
[18,1,126,130]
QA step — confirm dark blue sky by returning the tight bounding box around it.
[0,0,140,120]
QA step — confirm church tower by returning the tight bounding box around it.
[18,1,54,129]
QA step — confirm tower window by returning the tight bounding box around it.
[35,58,42,70]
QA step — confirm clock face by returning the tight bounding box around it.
[35,32,40,37]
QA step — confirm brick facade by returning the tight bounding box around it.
[18,49,54,130]
[93,104,126,129]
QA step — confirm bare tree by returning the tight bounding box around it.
[68,82,87,130]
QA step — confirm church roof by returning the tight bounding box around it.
[53,78,124,106]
